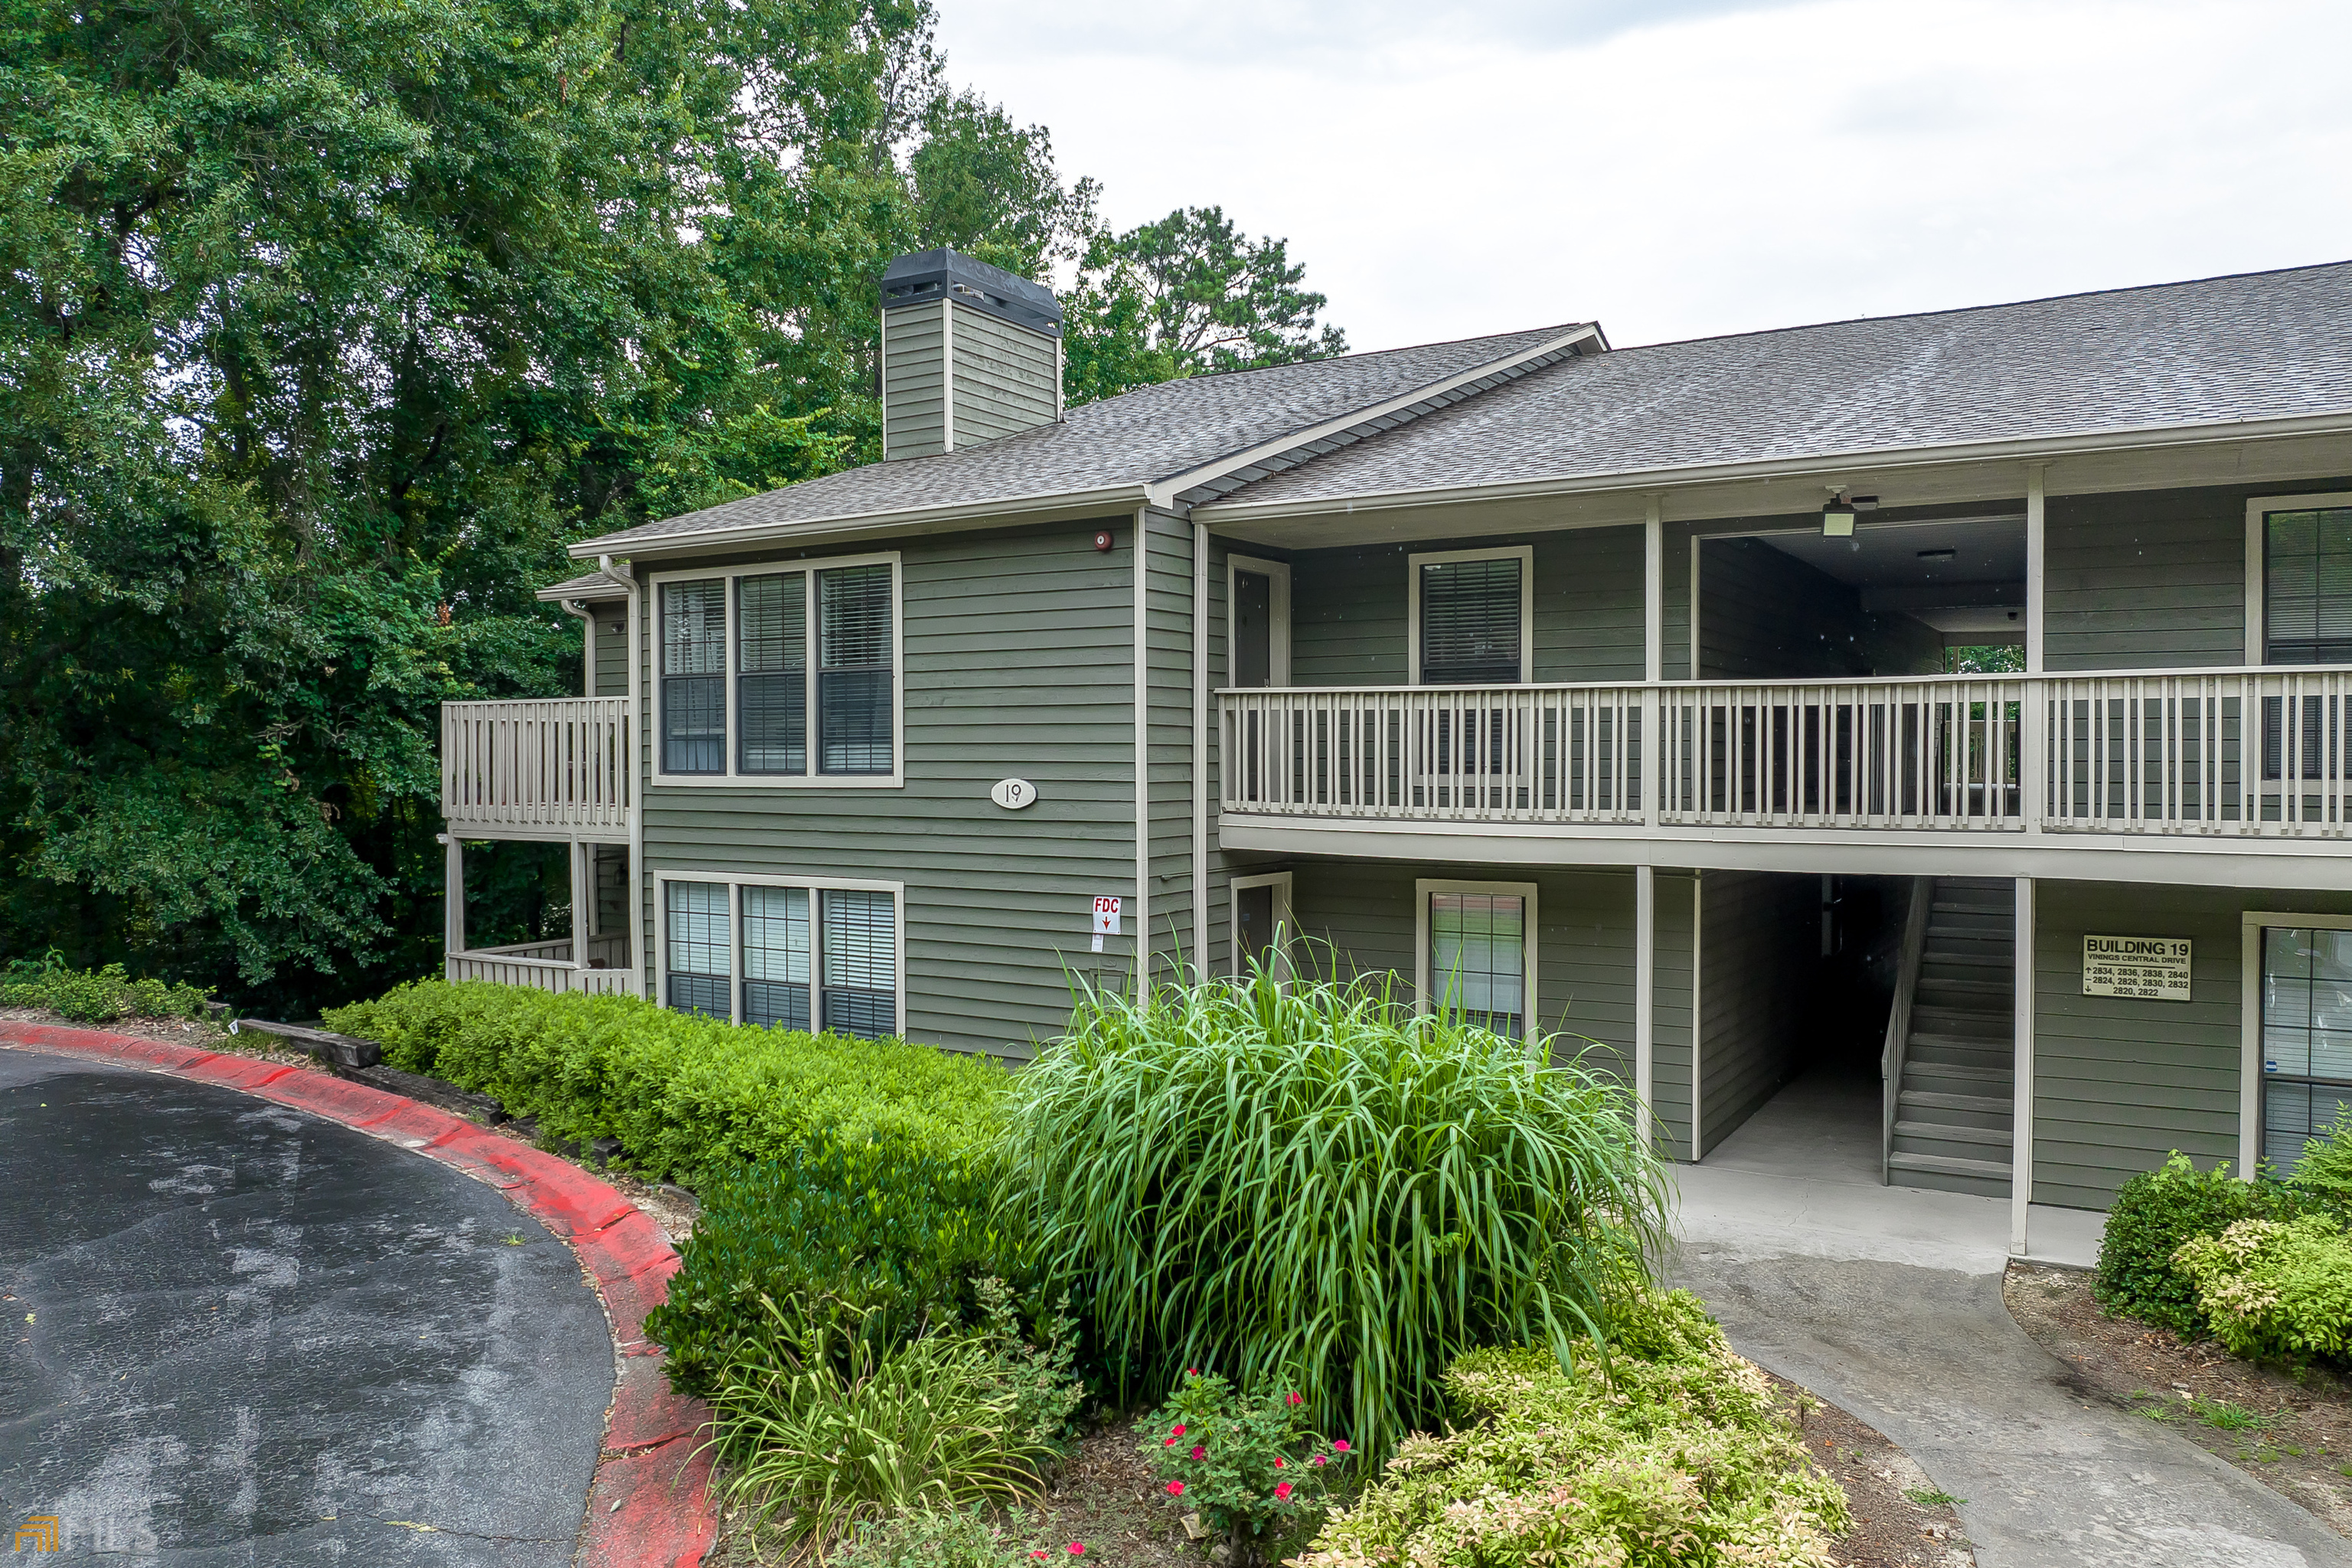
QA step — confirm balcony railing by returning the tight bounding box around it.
[446,937,638,996]
[442,698,631,831]
[1220,668,2352,841]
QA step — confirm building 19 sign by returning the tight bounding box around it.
[2082,935,2192,1001]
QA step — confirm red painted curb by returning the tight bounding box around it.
[0,1021,718,1566]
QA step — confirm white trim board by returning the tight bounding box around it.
[1413,878,1540,1029]
[646,551,905,789]
[2238,908,2352,1178]
[1229,870,1296,979]
[1406,544,1535,684]
[652,868,909,1038]
[1226,554,1292,688]
[2244,492,2352,665]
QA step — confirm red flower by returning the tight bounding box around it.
[1191,1446,1204,1461]
[1164,1437,1177,1447]
[1171,1424,1186,1438]
[1273,1457,1284,1468]
[1067,1547,1086,1557]
[1310,1454,1328,1467]
[1276,1481,1294,1501]
[1332,1440,1351,1452]
[1167,1481,1185,1497]
[1032,1554,1048,1561]
[1285,1392,1302,1406]
[1187,1367,1198,1377]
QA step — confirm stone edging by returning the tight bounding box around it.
[0,1020,718,1568]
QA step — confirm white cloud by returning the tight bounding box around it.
[932,0,2352,351]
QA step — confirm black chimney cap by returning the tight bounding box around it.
[880,248,1062,338]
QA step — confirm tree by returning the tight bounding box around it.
[1064,207,1348,404]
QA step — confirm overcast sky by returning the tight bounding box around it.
[930,0,2352,353]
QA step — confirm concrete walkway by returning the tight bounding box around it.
[1671,1073,2352,1568]
[0,1050,612,1563]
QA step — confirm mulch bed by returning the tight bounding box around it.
[2004,1262,2352,1538]
[1762,1372,1974,1568]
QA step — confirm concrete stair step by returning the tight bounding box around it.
[1910,1006,2013,1039]
[1916,975,2012,998]
[1894,1118,2014,1150]
[1898,1089,2014,1129]
[1902,1062,2015,1094]
[1887,1149,2012,1196]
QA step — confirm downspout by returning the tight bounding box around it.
[1193,518,1209,976]
[1132,508,1151,983]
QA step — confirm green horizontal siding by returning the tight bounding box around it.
[592,609,627,697]
[950,305,1059,446]
[1695,870,1816,1155]
[2043,476,2352,671]
[638,518,1142,1057]
[882,302,947,459]
[2030,881,2352,1208]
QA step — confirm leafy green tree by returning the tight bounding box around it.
[1065,206,1348,403]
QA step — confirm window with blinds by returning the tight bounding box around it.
[1429,891,1526,1040]
[742,885,811,1030]
[820,564,894,774]
[737,573,807,774]
[662,581,726,773]
[1419,557,1523,684]
[656,560,897,779]
[822,887,898,1039]
[2265,508,2352,665]
[665,880,730,1017]
[2262,926,2352,1176]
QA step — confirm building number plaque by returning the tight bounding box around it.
[2082,935,2192,1001]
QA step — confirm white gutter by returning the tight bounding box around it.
[1193,407,2352,526]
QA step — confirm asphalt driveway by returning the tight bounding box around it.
[0,1048,612,1563]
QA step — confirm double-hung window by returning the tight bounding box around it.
[657,555,901,782]
[2261,501,2352,666]
[1411,547,1530,686]
[2260,924,2352,1174]
[1417,880,1536,1040]
[660,874,903,1038]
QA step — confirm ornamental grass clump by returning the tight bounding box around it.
[1297,1289,1851,1568]
[1002,962,1672,1459]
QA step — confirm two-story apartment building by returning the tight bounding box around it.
[439,247,2352,1253]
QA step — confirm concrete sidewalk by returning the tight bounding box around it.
[1671,1076,2352,1567]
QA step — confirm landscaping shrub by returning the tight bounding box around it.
[835,1505,1053,1567]
[2094,1152,2307,1332]
[1137,1369,1354,1565]
[2173,1214,2352,1365]
[322,981,1008,1184]
[646,1143,1056,1400]
[704,1294,1083,1559]
[1,955,212,1024]
[2287,1115,2352,1215]
[1002,965,1672,1460]
[1295,1289,1851,1568]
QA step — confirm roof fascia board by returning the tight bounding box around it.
[1142,325,1606,509]
[534,581,629,603]
[1194,407,2352,524]
[569,482,1152,563]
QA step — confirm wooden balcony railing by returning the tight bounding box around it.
[446,937,638,996]
[1220,668,2352,841]
[442,698,631,831]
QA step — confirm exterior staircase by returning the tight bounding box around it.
[1884,877,2015,1198]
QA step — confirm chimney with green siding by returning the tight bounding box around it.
[877,248,1063,461]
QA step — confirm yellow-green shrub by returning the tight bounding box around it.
[322,981,1010,1183]
[2173,1214,2352,1364]
[1297,1289,1850,1568]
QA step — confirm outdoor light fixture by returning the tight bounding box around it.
[1821,497,1857,537]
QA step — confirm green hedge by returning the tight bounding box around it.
[2,956,213,1024]
[322,981,1011,1184]
[2094,1153,2308,1333]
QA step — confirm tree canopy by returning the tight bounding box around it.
[0,0,1344,1010]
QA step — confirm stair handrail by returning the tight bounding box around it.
[1881,876,1933,1185]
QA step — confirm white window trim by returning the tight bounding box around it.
[654,869,908,1037]
[1225,554,1292,688]
[1230,870,1295,979]
[1406,544,1535,685]
[2239,908,2352,1178]
[648,552,905,787]
[1414,877,1539,1024]
[2244,493,2352,666]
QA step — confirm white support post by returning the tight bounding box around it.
[1643,497,1664,684]
[444,835,466,959]
[2025,464,2047,675]
[568,839,587,976]
[2011,875,2037,1256]
[1635,864,1656,1149]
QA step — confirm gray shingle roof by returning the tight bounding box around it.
[579,325,1579,552]
[1208,261,2352,512]
[534,568,632,602]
